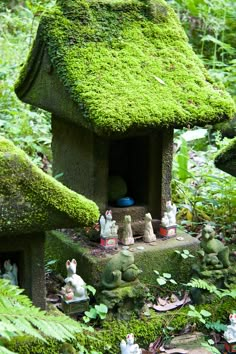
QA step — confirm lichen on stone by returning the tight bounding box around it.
[0,137,99,235]
[16,0,235,136]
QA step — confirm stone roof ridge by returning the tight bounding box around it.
[0,137,99,235]
[15,0,235,136]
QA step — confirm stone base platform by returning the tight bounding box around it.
[46,229,200,291]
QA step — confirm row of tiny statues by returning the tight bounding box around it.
[0,259,18,285]
[100,201,177,245]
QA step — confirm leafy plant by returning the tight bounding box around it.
[83,304,108,323]
[0,279,87,354]
[83,285,108,324]
[154,271,177,286]
[187,304,212,324]
[172,128,236,236]
[175,249,195,259]
[44,259,57,274]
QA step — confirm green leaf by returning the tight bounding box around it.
[181,254,188,259]
[86,285,96,296]
[163,273,171,279]
[95,304,108,314]
[200,309,211,317]
[157,278,166,286]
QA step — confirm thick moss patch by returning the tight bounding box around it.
[45,229,199,290]
[0,138,99,235]
[4,297,236,353]
[16,0,235,136]
[215,137,236,177]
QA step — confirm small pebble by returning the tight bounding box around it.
[176,236,184,241]
[136,246,145,251]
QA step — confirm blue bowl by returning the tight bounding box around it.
[116,197,135,207]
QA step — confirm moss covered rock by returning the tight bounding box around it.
[214,137,236,177]
[16,0,235,137]
[4,297,236,353]
[0,137,99,234]
[45,229,199,291]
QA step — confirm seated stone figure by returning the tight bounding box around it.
[101,250,142,289]
[200,224,230,270]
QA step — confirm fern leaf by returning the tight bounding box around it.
[186,278,221,296]
[0,279,84,345]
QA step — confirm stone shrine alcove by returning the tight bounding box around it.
[108,136,149,206]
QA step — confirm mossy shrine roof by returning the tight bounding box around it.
[0,138,99,235]
[214,137,236,177]
[16,0,235,136]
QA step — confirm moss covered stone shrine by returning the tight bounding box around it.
[0,138,99,308]
[15,0,234,223]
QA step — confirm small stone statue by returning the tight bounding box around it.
[63,259,88,302]
[200,224,230,270]
[143,213,156,243]
[120,333,142,354]
[101,250,142,289]
[2,260,18,285]
[120,215,134,246]
[100,210,118,238]
[224,313,236,343]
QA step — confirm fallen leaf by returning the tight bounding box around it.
[153,75,166,85]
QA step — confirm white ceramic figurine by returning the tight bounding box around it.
[64,259,88,301]
[120,333,142,354]
[224,313,236,343]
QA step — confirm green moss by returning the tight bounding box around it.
[0,138,99,234]
[16,0,235,136]
[214,137,236,176]
[4,297,235,353]
[45,230,199,291]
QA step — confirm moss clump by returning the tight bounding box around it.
[0,137,99,234]
[16,0,235,137]
[4,297,236,353]
[214,137,236,177]
[45,230,199,291]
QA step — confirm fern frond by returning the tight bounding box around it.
[205,320,227,332]
[0,279,84,348]
[186,278,221,296]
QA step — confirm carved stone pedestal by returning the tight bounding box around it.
[100,236,118,249]
[159,225,177,237]
[224,341,236,354]
[61,299,89,316]
[98,280,148,320]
